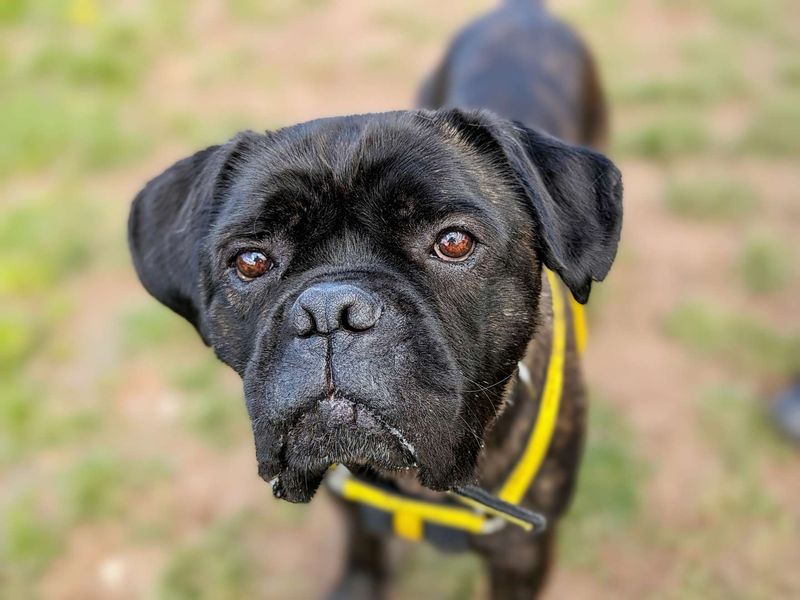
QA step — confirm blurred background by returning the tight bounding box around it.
[1,0,798,598]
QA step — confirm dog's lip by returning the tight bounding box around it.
[259,394,419,502]
[292,394,417,460]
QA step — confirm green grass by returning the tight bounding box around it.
[121,303,197,354]
[0,87,150,178]
[612,72,745,107]
[0,378,45,465]
[28,23,150,91]
[61,453,167,522]
[559,399,646,567]
[0,309,40,373]
[737,233,793,294]
[614,113,711,160]
[0,368,99,466]
[777,58,800,90]
[663,301,800,377]
[698,385,786,473]
[172,358,247,448]
[395,544,482,600]
[0,0,26,25]
[157,515,257,600]
[227,0,330,25]
[664,177,758,220]
[658,0,784,34]
[0,495,65,597]
[739,98,800,156]
[372,8,443,42]
[0,191,96,296]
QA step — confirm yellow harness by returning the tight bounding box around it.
[326,270,585,546]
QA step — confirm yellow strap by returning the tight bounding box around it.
[394,511,424,540]
[498,269,567,505]
[340,476,488,534]
[571,298,588,355]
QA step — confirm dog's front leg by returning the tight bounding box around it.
[328,499,389,600]
[483,529,556,600]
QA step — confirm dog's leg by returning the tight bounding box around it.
[483,529,556,600]
[328,500,389,600]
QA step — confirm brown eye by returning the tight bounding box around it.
[235,250,272,280]
[433,229,475,261]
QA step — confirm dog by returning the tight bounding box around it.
[128,1,621,598]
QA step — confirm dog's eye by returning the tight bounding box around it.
[433,229,475,262]
[235,250,272,280]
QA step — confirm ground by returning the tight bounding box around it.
[1,0,798,598]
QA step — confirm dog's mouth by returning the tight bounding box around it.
[256,396,417,502]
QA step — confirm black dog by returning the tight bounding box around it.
[128,2,620,598]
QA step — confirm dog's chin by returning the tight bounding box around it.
[258,397,417,503]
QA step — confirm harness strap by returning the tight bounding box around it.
[498,268,566,504]
[326,268,574,541]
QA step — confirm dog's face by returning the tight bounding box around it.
[129,109,622,502]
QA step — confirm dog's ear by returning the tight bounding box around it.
[128,131,260,343]
[435,109,623,304]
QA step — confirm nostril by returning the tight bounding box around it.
[342,299,382,332]
[291,305,315,337]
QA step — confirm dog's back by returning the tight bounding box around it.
[417,0,607,147]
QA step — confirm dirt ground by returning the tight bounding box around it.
[1,0,799,598]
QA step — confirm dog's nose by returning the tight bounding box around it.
[290,283,382,336]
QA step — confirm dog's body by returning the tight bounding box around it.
[128,2,619,599]
[418,0,608,148]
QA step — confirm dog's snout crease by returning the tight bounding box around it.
[290,283,382,336]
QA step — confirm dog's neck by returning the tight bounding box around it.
[477,271,556,490]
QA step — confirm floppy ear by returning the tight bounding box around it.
[128,132,259,343]
[436,109,623,303]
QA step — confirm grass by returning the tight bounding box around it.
[663,301,800,377]
[171,358,248,448]
[0,495,65,597]
[61,453,167,522]
[157,515,257,600]
[737,233,793,294]
[28,23,150,91]
[0,86,150,178]
[739,98,800,156]
[658,0,785,35]
[0,352,99,466]
[613,34,747,108]
[121,303,197,354]
[698,385,786,477]
[395,544,482,600]
[372,8,444,42]
[612,72,745,107]
[664,177,758,220]
[0,379,45,465]
[227,0,330,26]
[559,399,646,568]
[0,309,39,373]
[614,112,711,160]
[0,190,95,296]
